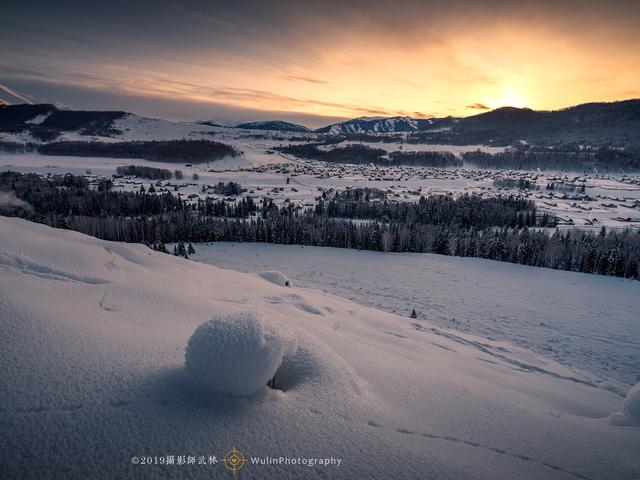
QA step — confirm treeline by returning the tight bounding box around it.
[24,206,640,279]
[0,171,256,218]
[2,172,638,279]
[278,143,461,167]
[463,146,640,172]
[279,143,385,164]
[211,181,243,195]
[320,188,556,228]
[406,128,500,146]
[116,165,173,179]
[37,139,238,163]
[493,179,538,190]
[329,133,401,144]
[545,182,586,193]
[388,151,462,167]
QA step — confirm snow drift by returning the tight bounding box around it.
[185,312,294,396]
[0,216,638,480]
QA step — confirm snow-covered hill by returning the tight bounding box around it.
[1,217,638,479]
[0,104,314,150]
[192,242,640,390]
[0,104,225,144]
[315,116,446,134]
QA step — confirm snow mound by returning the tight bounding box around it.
[185,311,295,396]
[258,270,292,287]
[622,383,640,426]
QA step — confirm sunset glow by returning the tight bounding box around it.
[2,1,639,125]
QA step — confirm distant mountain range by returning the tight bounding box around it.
[438,101,640,145]
[315,116,452,134]
[234,100,640,145]
[2,98,639,146]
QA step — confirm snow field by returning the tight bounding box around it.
[191,242,640,391]
[0,217,638,479]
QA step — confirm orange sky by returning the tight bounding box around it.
[2,1,639,125]
[114,24,640,119]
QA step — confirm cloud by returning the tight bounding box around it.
[1,64,418,120]
[281,74,329,85]
[2,0,640,120]
[0,77,351,128]
[0,83,33,104]
[119,77,408,118]
[466,103,490,110]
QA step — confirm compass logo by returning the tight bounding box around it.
[223,447,247,473]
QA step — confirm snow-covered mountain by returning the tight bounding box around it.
[315,116,449,134]
[0,104,313,146]
[235,120,311,133]
[1,216,639,479]
[0,104,231,144]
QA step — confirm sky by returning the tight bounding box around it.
[1,0,639,128]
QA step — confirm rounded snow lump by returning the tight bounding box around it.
[185,311,293,396]
[622,383,640,426]
[258,271,292,287]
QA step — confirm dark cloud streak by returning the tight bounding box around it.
[281,74,329,85]
[466,103,491,110]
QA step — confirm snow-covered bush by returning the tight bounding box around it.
[622,383,640,426]
[185,311,294,396]
[258,271,292,287]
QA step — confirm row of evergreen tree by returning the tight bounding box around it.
[462,147,640,172]
[279,142,640,171]
[0,172,256,218]
[36,139,238,163]
[278,143,461,167]
[115,165,174,179]
[387,150,462,167]
[493,178,538,190]
[2,172,638,279]
[30,210,639,279]
[319,188,556,228]
[211,181,243,195]
[151,241,196,259]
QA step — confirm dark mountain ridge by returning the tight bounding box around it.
[2,99,639,146]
